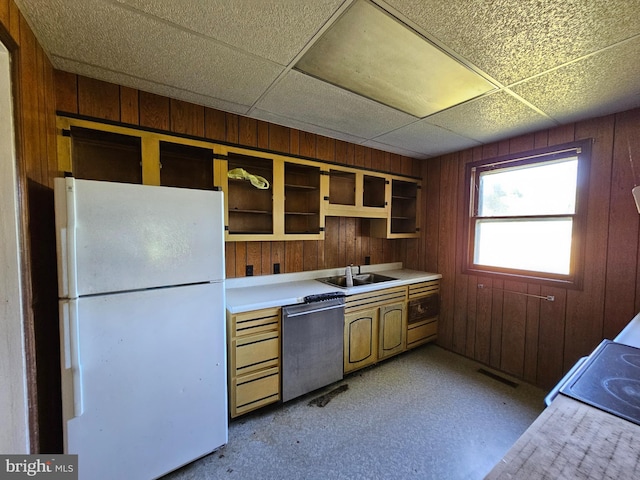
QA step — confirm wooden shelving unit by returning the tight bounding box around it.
[57,115,421,242]
[390,179,418,234]
[284,163,321,235]
[226,153,273,236]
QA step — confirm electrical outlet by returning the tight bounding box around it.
[273,263,280,274]
[246,265,253,276]
[364,256,371,265]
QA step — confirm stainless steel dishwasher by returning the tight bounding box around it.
[282,293,345,403]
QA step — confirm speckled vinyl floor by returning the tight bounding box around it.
[162,344,546,480]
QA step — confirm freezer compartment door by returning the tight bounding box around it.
[54,177,225,297]
[60,283,227,480]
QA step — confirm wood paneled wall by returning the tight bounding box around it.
[53,72,424,278]
[1,0,60,453]
[422,108,640,389]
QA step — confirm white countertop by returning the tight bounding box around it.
[225,263,441,313]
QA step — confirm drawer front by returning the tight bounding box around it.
[234,333,279,375]
[233,367,280,417]
[232,307,280,337]
[408,280,440,300]
[408,294,439,323]
[407,320,437,346]
[345,286,407,313]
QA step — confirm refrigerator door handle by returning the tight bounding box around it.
[62,300,84,417]
[64,179,79,297]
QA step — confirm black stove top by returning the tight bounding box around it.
[560,340,640,426]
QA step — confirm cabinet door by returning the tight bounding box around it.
[344,308,379,374]
[378,302,407,360]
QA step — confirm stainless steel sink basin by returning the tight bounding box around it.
[316,272,397,288]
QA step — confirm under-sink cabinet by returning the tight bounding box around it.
[343,286,407,374]
[227,307,281,418]
[378,302,407,360]
[343,307,379,374]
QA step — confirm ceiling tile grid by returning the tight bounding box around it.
[384,0,640,86]
[511,36,640,124]
[113,0,345,65]
[15,0,640,158]
[254,69,418,139]
[424,90,558,143]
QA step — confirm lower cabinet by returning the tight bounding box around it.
[343,286,407,374]
[344,308,379,374]
[406,280,440,350]
[227,280,440,417]
[227,307,281,418]
[378,302,407,360]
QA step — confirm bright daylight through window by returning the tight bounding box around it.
[464,141,591,286]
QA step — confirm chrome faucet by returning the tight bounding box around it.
[345,264,353,287]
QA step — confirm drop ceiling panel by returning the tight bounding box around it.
[115,0,344,65]
[295,0,496,117]
[512,37,640,124]
[18,0,285,106]
[249,108,369,147]
[425,91,557,143]
[255,70,417,139]
[374,121,482,157]
[359,139,429,158]
[52,56,253,116]
[386,0,640,85]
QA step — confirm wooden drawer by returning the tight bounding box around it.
[408,280,440,300]
[231,307,280,337]
[233,331,279,376]
[345,286,407,313]
[232,367,280,417]
[407,319,437,347]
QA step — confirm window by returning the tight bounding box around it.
[463,140,591,287]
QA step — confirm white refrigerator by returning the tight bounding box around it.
[54,177,228,480]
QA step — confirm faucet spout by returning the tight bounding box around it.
[345,265,353,287]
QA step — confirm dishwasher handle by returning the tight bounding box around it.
[283,298,345,318]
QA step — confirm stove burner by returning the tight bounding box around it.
[603,377,640,410]
[621,353,640,369]
[559,340,640,426]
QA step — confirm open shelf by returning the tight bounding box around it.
[227,153,273,235]
[285,163,321,235]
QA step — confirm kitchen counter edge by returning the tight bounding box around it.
[225,263,441,314]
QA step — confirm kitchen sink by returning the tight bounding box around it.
[316,272,397,288]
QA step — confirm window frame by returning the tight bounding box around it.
[462,140,592,289]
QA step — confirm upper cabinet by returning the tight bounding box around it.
[284,162,323,236]
[57,115,420,241]
[370,177,421,238]
[69,126,143,184]
[57,116,216,188]
[325,166,389,218]
[215,145,326,241]
[159,141,214,190]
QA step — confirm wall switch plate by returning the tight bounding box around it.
[246,265,253,276]
[273,263,280,274]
